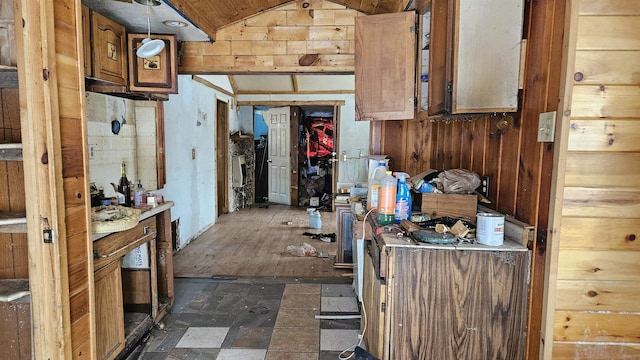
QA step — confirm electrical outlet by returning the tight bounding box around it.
[537,111,556,142]
[481,176,490,198]
[89,144,96,160]
[192,148,196,159]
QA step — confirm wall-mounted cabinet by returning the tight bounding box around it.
[82,6,177,99]
[433,0,525,115]
[87,8,128,86]
[354,12,416,121]
[128,34,178,94]
[355,0,524,120]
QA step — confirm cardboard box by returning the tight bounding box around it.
[420,193,478,223]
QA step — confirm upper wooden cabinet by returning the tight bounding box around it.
[128,34,178,94]
[355,0,524,120]
[88,9,128,86]
[444,0,525,114]
[355,12,416,121]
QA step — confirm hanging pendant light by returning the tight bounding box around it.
[135,0,165,59]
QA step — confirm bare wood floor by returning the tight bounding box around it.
[173,205,351,278]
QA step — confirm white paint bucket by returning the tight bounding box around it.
[476,213,504,246]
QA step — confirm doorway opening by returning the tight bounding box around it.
[253,105,337,210]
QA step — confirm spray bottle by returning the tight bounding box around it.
[367,160,388,210]
[376,171,397,225]
[394,172,412,223]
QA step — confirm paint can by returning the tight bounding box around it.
[476,213,504,246]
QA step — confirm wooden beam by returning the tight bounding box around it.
[14,0,73,358]
[236,100,345,107]
[192,75,235,97]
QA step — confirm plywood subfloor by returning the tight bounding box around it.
[173,205,350,278]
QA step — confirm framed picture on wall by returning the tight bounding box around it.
[128,33,178,93]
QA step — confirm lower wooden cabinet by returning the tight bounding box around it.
[94,260,125,360]
[362,228,530,359]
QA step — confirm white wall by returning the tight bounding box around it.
[238,93,371,189]
[86,92,138,198]
[161,75,238,249]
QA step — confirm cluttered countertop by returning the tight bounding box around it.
[350,163,532,253]
[368,214,527,252]
[91,201,174,242]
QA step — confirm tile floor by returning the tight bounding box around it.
[131,278,362,360]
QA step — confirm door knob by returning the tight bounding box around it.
[267,159,273,163]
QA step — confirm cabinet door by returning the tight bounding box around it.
[362,246,386,359]
[91,11,128,85]
[81,5,92,76]
[355,12,416,121]
[427,0,454,116]
[95,261,125,360]
[452,0,524,113]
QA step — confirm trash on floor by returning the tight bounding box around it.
[302,232,336,242]
[286,242,317,257]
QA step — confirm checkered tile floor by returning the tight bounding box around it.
[129,278,361,360]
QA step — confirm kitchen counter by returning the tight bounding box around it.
[92,201,174,242]
[362,214,531,359]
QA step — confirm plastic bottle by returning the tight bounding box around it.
[134,180,146,206]
[377,171,397,225]
[367,160,388,210]
[309,210,322,229]
[394,172,412,223]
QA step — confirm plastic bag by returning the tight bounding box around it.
[286,242,317,257]
[437,169,481,194]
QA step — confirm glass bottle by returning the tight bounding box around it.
[118,161,132,207]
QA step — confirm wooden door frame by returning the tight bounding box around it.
[240,101,343,208]
[216,99,229,215]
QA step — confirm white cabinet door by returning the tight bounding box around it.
[452,0,524,113]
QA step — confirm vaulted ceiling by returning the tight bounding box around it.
[168,0,412,40]
[81,0,416,94]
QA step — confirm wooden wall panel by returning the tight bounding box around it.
[180,2,361,73]
[0,88,26,279]
[552,343,640,360]
[557,249,640,281]
[560,217,640,250]
[574,51,640,85]
[562,187,640,218]
[568,119,640,151]
[565,152,640,186]
[371,1,566,358]
[544,1,640,358]
[554,311,640,343]
[555,280,640,312]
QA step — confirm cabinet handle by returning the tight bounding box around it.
[144,226,150,235]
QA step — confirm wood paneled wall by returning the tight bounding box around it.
[179,0,361,73]
[369,1,567,358]
[0,88,27,279]
[15,0,94,358]
[544,1,640,358]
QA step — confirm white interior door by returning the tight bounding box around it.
[267,107,291,205]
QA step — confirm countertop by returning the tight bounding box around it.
[376,231,528,251]
[92,201,174,242]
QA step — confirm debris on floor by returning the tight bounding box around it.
[286,242,317,257]
[302,232,336,242]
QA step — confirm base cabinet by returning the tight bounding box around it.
[362,229,530,359]
[94,260,125,360]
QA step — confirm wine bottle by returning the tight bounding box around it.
[118,161,132,207]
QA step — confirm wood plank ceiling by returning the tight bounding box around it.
[167,0,411,41]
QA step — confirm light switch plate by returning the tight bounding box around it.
[537,111,556,142]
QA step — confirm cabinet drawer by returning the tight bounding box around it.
[94,217,157,270]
